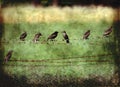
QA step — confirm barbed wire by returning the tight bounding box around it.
[0,35,117,67]
[2,60,115,67]
[1,53,117,67]
[0,53,114,63]
[1,35,114,43]
[0,37,115,47]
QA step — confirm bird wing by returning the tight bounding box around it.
[105,27,112,32]
[83,32,90,39]
[104,30,112,35]
[48,33,56,39]
[5,54,11,61]
[104,28,112,35]
[64,34,69,40]
[36,34,40,38]
[20,33,27,39]
[84,31,90,35]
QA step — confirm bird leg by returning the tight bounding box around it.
[21,39,25,41]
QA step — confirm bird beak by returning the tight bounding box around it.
[11,50,13,53]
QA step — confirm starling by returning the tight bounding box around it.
[4,50,13,63]
[20,32,27,41]
[103,26,112,37]
[33,32,42,43]
[47,31,58,41]
[62,31,69,43]
[83,30,90,39]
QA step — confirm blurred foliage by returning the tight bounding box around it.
[1,0,120,7]
[1,5,118,85]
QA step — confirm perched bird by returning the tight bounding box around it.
[20,32,27,41]
[4,50,13,63]
[111,70,119,85]
[103,26,112,37]
[83,30,90,39]
[62,31,69,43]
[47,31,58,41]
[33,32,42,43]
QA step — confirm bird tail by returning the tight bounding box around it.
[103,34,105,36]
[47,38,49,41]
[4,58,7,63]
[103,33,107,36]
[66,39,69,43]
[33,38,37,43]
[83,36,86,39]
[83,37,85,39]
[20,38,24,41]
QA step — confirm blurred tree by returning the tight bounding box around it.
[52,0,58,6]
[41,0,50,6]
[1,0,120,7]
[32,0,41,6]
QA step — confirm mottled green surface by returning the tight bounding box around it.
[1,20,116,83]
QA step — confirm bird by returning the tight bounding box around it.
[4,50,13,63]
[47,31,58,41]
[33,32,42,43]
[62,31,69,43]
[103,26,112,37]
[20,32,27,41]
[83,30,90,39]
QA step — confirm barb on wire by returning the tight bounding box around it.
[0,53,114,63]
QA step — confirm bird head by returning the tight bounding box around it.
[38,33,42,36]
[88,30,90,32]
[62,31,66,33]
[110,26,113,29]
[9,50,13,53]
[54,31,58,34]
[24,31,27,34]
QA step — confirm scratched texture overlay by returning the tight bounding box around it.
[0,0,120,87]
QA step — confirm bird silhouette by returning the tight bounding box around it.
[4,50,13,63]
[103,26,112,37]
[33,32,42,43]
[20,32,27,41]
[83,30,90,39]
[62,31,69,43]
[47,31,58,41]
